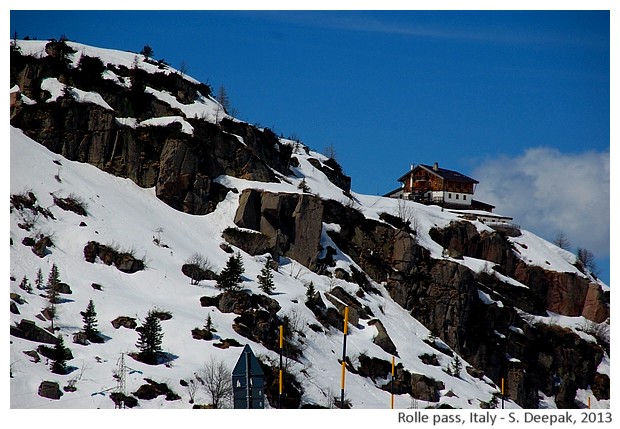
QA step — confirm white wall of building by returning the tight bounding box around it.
[431,191,473,206]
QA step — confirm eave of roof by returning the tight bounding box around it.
[397,164,479,184]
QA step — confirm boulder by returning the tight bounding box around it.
[10,319,57,344]
[83,241,144,273]
[111,316,137,329]
[73,331,90,345]
[409,374,445,403]
[38,381,63,400]
[368,319,398,356]
[32,235,53,257]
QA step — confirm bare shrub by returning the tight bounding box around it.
[196,356,232,408]
[183,253,214,285]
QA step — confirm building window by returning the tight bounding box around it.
[463,195,467,200]
[456,194,459,199]
[448,193,452,198]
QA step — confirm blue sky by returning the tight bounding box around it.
[9,8,612,285]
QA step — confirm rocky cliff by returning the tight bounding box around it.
[10,39,609,409]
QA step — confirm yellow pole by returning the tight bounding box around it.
[391,356,395,409]
[340,306,349,408]
[279,325,284,349]
[279,325,283,408]
[588,396,591,409]
[501,378,505,409]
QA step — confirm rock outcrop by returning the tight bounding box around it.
[430,221,609,323]
[10,319,58,344]
[10,43,294,215]
[324,202,608,408]
[232,190,324,269]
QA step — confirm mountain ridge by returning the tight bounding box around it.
[9,38,609,410]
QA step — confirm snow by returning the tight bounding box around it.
[9,126,509,409]
[40,78,113,110]
[137,116,194,135]
[9,38,609,411]
[16,39,200,84]
[509,230,584,277]
[509,326,524,336]
[145,86,225,123]
[40,78,65,103]
[115,117,138,128]
[478,290,504,307]
[67,87,114,111]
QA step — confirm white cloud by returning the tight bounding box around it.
[472,147,610,260]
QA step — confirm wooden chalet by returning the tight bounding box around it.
[385,162,494,212]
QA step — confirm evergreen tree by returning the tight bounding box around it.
[35,268,44,290]
[216,252,244,291]
[81,300,99,339]
[257,257,275,294]
[46,263,60,304]
[298,178,311,193]
[204,314,215,332]
[50,335,68,374]
[140,44,154,59]
[19,275,32,293]
[305,281,316,301]
[136,309,164,364]
[448,355,463,377]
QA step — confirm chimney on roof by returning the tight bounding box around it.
[410,164,414,170]
[433,162,439,171]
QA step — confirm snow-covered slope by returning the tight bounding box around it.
[10,39,608,410]
[9,126,501,409]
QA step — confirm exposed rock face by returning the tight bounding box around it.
[10,47,294,215]
[582,283,610,323]
[430,221,609,323]
[233,190,324,269]
[323,199,432,284]
[407,260,478,350]
[10,319,57,344]
[325,206,608,408]
[10,42,609,410]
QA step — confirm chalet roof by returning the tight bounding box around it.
[397,163,479,184]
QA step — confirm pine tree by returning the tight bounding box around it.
[50,335,68,374]
[305,281,316,301]
[216,252,244,291]
[448,355,463,377]
[35,268,44,290]
[136,309,164,364]
[204,314,215,332]
[298,178,311,193]
[81,300,99,339]
[19,275,32,293]
[257,257,275,294]
[46,263,60,304]
[140,44,154,59]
